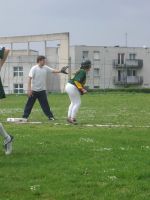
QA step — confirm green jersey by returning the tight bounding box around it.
[69,69,86,87]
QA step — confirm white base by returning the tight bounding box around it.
[7,118,28,122]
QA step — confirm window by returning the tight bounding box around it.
[93,60,100,68]
[13,66,23,77]
[82,51,89,59]
[93,51,100,60]
[94,86,100,89]
[118,70,121,81]
[14,84,24,94]
[133,70,136,76]
[118,53,125,64]
[129,53,136,60]
[127,69,137,76]
[94,68,100,76]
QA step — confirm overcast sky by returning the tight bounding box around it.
[0,0,150,47]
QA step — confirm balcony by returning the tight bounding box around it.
[113,60,125,68]
[113,59,143,69]
[113,76,143,85]
[126,59,143,68]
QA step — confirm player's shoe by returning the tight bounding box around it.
[67,118,78,125]
[4,135,14,155]
[22,118,28,122]
[48,117,55,121]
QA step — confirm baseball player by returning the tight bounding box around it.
[65,60,91,124]
[0,47,14,155]
[22,55,68,120]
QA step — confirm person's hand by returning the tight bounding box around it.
[80,88,87,95]
[28,90,33,97]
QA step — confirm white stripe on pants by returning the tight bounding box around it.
[0,123,9,138]
[65,83,81,119]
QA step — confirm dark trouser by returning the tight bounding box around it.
[23,90,54,119]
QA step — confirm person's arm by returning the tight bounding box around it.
[74,70,87,95]
[27,77,32,97]
[47,66,68,74]
[74,81,87,94]
[52,69,61,73]
[27,67,34,96]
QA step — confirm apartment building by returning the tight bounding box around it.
[70,45,150,89]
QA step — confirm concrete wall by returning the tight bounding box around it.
[0,33,69,93]
[1,50,38,94]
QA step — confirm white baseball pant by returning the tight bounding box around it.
[65,83,81,119]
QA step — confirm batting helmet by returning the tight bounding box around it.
[81,60,92,69]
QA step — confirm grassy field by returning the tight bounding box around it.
[0,93,150,200]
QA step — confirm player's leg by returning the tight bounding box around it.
[22,93,37,119]
[66,92,75,119]
[37,91,54,120]
[0,123,10,139]
[0,123,14,155]
[70,91,81,120]
[0,48,10,69]
[65,83,81,123]
[68,102,74,119]
[65,83,74,119]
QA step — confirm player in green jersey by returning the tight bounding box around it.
[65,60,91,124]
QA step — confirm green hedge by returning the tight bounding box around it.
[88,88,150,93]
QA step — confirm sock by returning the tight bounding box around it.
[0,123,9,139]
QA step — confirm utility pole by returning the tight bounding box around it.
[125,32,128,47]
[68,56,71,80]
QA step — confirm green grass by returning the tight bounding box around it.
[0,93,150,200]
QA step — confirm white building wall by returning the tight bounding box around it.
[1,50,38,94]
[70,46,149,89]
[46,47,61,92]
[0,32,69,93]
[1,47,69,94]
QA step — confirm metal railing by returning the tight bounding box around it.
[113,59,143,68]
[113,76,143,85]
